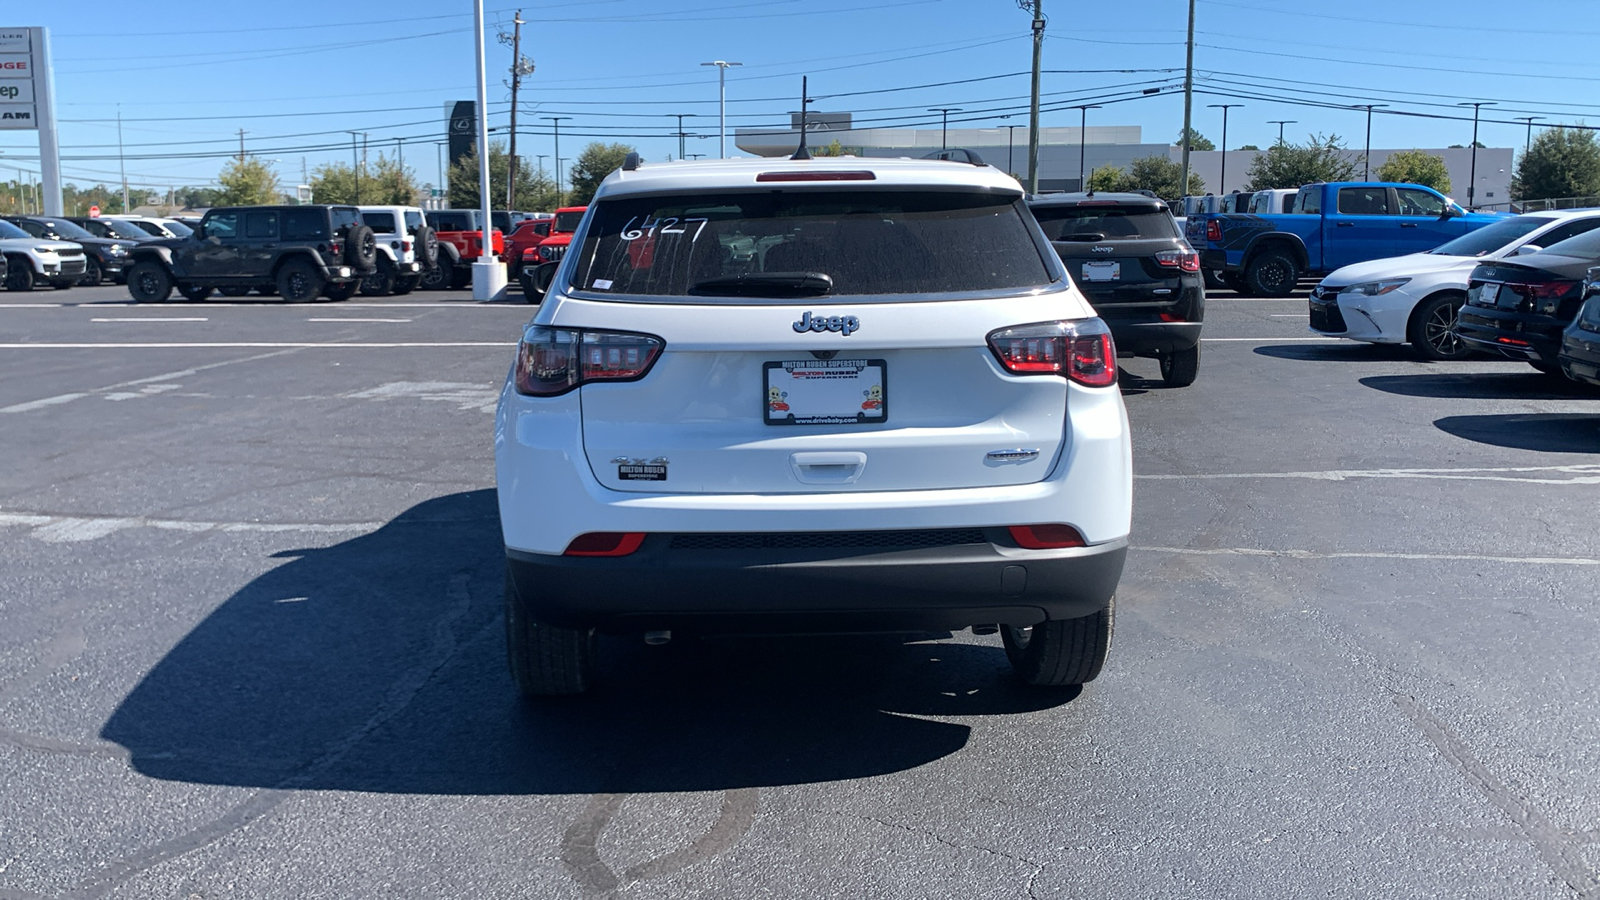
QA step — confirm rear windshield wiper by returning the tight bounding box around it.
[688,272,834,298]
[1057,232,1108,242]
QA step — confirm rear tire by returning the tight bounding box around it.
[1407,292,1472,361]
[360,258,395,296]
[78,256,103,287]
[1002,597,1114,687]
[1160,344,1201,387]
[505,569,594,696]
[420,254,454,291]
[1202,268,1225,291]
[177,284,212,302]
[392,274,419,295]
[276,259,324,302]
[1245,250,1299,297]
[1220,271,1253,295]
[323,281,358,302]
[218,286,251,297]
[125,262,171,303]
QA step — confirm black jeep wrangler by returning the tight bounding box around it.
[124,205,378,303]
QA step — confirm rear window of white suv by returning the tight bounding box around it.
[569,190,1054,300]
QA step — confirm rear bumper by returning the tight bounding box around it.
[506,535,1127,632]
[1559,329,1600,386]
[1457,307,1565,363]
[1104,318,1202,356]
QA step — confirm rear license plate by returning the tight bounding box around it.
[1082,261,1120,282]
[764,359,887,426]
[1471,282,1500,307]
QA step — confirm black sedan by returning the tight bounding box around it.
[1558,266,1600,388]
[1457,228,1600,375]
[2,215,136,286]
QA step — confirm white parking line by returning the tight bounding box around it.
[0,349,299,414]
[90,317,208,323]
[1136,464,1600,485]
[0,342,513,349]
[1135,545,1600,567]
[0,510,380,543]
[306,318,413,323]
[1269,314,1306,317]
[1200,337,1339,342]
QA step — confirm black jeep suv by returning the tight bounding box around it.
[1027,192,1205,387]
[124,205,377,303]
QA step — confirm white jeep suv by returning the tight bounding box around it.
[356,205,439,296]
[496,155,1133,695]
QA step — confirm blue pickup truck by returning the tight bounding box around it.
[1187,182,1506,296]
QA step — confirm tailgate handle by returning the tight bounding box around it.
[790,451,866,484]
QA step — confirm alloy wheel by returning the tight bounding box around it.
[1425,302,1464,357]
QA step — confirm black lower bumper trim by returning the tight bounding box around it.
[506,534,1127,633]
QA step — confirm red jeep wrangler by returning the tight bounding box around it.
[515,206,585,296]
[421,209,506,290]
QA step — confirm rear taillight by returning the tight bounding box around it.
[564,532,646,557]
[1008,524,1087,549]
[1205,220,1222,242]
[1155,248,1201,272]
[1505,280,1580,315]
[401,240,412,253]
[329,239,343,257]
[987,319,1117,387]
[514,325,665,396]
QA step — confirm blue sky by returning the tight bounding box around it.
[4,0,1598,195]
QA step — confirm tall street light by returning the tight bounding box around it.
[1071,104,1101,190]
[346,131,365,203]
[700,61,743,159]
[1353,104,1387,179]
[1207,104,1242,194]
[542,116,570,205]
[1458,101,1496,209]
[928,108,963,151]
[1267,119,1296,144]
[1514,116,1543,154]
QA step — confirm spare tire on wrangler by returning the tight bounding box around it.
[414,226,439,268]
[344,224,378,270]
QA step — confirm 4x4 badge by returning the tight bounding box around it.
[792,311,859,336]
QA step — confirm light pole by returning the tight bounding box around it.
[535,154,548,177]
[1267,119,1296,145]
[542,116,570,206]
[1351,104,1387,179]
[1458,101,1496,209]
[1207,104,1241,194]
[471,0,505,299]
[434,141,446,205]
[346,132,365,203]
[1071,104,1101,189]
[1005,123,1020,177]
[928,108,962,151]
[700,60,742,159]
[1514,116,1543,154]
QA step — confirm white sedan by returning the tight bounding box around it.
[1308,209,1600,359]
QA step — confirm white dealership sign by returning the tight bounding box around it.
[0,27,62,214]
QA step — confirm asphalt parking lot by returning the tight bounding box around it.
[1,282,1597,899]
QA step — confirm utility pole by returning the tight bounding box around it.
[542,116,570,205]
[347,132,363,203]
[394,137,405,200]
[1005,123,1020,178]
[1353,104,1387,179]
[117,105,129,213]
[1514,116,1543,154]
[1207,104,1241,194]
[672,113,692,160]
[500,11,535,209]
[1023,0,1044,194]
[1457,101,1495,209]
[701,61,743,159]
[1268,119,1296,145]
[237,129,247,163]
[928,108,962,151]
[1181,0,1196,197]
[1072,104,1100,189]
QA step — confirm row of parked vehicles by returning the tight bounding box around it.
[0,214,195,291]
[1182,180,1600,388]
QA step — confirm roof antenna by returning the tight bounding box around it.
[791,76,812,160]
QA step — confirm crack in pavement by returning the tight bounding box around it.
[857,814,1046,896]
[1394,692,1600,900]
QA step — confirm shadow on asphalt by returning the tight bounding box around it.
[1362,372,1598,401]
[100,490,1075,795]
[1434,413,1600,453]
[1252,343,1419,362]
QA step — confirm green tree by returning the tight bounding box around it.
[1116,155,1204,199]
[448,141,560,210]
[1375,149,1452,192]
[215,157,280,206]
[176,185,223,208]
[1177,127,1214,151]
[567,142,639,206]
[1244,134,1358,191]
[1086,164,1124,193]
[814,139,848,157]
[310,154,421,205]
[1237,144,1260,152]
[1511,126,1600,202]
